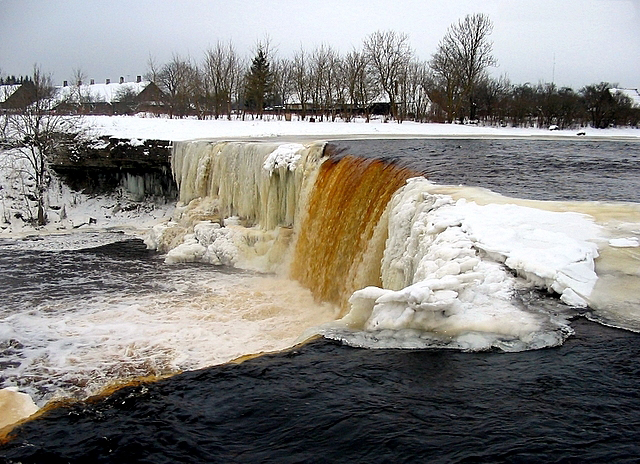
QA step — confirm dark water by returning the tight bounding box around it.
[2,138,640,463]
[330,139,640,202]
[0,237,243,311]
[3,323,640,463]
[0,238,159,310]
[0,237,252,403]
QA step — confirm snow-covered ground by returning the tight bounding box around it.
[84,114,640,142]
[0,151,174,240]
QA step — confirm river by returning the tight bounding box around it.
[1,137,639,463]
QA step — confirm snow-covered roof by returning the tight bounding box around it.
[610,88,640,107]
[0,85,20,104]
[54,81,150,104]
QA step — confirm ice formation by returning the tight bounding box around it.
[157,141,636,351]
[154,141,325,272]
[333,178,604,350]
[0,387,39,430]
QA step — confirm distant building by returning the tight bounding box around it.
[1,77,165,115]
[0,82,37,111]
[53,78,165,115]
[610,88,640,107]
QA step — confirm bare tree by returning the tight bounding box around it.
[309,45,328,120]
[309,44,341,121]
[324,47,343,121]
[363,30,413,121]
[581,82,632,128]
[400,60,431,122]
[429,32,463,122]
[4,66,87,225]
[474,75,510,125]
[332,56,348,121]
[71,68,97,108]
[430,13,496,122]
[271,57,293,118]
[203,41,243,119]
[343,48,376,121]
[291,47,311,120]
[157,54,201,118]
[145,54,161,83]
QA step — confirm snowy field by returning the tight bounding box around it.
[84,114,640,142]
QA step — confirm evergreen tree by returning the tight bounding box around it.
[244,46,273,117]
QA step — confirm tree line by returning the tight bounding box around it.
[0,75,34,86]
[2,14,637,128]
[141,13,638,128]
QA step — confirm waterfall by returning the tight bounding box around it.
[156,139,639,352]
[172,141,323,230]
[163,140,417,295]
[290,155,418,310]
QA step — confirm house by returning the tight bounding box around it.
[115,81,165,115]
[610,88,640,107]
[53,77,165,115]
[0,82,37,111]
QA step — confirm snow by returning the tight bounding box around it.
[610,88,640,108]
[0,147,174,242]
[333,178,600,351]
[609,237,639,247]
[0,85,20,104]
[82,114,640,142]
[262,143,305,174]
[54,81,149,105]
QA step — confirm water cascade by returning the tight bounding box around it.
[151,140,325,271]
[290,155,417,310]
[158,140,640,351]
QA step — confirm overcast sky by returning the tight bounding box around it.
[1,0,638,89]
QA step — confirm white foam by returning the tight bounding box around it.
[1,268,339,405]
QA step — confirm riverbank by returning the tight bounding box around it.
[84,114,640,141]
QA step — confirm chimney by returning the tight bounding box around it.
[119,76,124,84]
[63,80,68,87]
[106,78,110,85]
[136,75,142,83]
[90,79,95,85]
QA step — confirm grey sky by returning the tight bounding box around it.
[1,0,638,89]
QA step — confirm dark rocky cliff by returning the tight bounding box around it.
[51,137,178,201]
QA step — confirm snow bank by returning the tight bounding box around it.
[82,115,640,142]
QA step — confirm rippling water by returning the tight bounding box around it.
[3,324,640,463]
[330,138,640,202]
[0,236,335,404]
[2,138,640,463]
